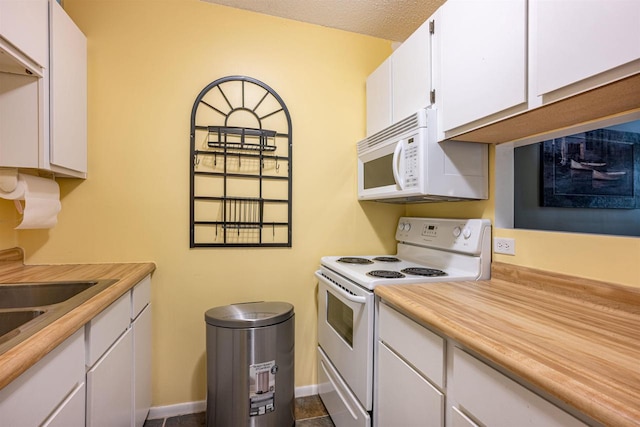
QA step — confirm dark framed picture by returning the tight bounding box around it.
[541,129,640,209]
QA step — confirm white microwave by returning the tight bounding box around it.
[357,109,488,203]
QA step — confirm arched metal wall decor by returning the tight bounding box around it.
[190,76,292,247]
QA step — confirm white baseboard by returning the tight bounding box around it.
[294,384,318,397]
[148,385,318,420]
[148,400,206,420]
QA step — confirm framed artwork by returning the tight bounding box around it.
[541,129,640,209]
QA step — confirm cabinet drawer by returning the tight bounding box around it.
[378,302,444,388]
[132,275,151,320]
[453,347,587,427]
[317,347,370,427]
[0,328,84,426]
[86,292,130,367]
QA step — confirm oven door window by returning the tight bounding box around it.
[326,292,354,347]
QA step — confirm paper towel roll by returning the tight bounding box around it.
[0,174,61,229]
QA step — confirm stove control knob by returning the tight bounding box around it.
[404,223,411,231]
[463,227,472,239]
[453,226,461,237]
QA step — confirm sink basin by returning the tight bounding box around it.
[0,310,45,339]
[0,281,99,309]
[0,278,117,354]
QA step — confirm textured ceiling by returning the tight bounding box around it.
[201,0,446,42]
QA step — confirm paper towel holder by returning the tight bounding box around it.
[0,168,18,193]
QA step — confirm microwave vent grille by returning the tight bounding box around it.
[357,109,429,153]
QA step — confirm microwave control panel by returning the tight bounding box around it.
[403,137,419,188]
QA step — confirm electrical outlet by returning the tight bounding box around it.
[493,237,516,255]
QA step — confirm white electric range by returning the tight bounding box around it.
[316,217,491,427]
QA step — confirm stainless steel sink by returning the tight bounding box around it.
[0,279,117,353]
[0,310,46,340]
[0,281,99,309]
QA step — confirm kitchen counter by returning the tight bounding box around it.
[0,247,155,390]
[375,262,640,427]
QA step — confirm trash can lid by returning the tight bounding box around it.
[205,301,294,328]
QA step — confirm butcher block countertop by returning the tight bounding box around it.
[0,248,155,390]
[375,262,640,427]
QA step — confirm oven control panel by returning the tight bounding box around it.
[396,217,491,254]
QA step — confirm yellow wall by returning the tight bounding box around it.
[0,201,17,247]
[0,0,403,406]
[1,0,638,410]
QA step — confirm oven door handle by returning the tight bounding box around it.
[315,271,367,304]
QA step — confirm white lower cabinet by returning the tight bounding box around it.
[376,300,592,427]
[376,302,445,427]
[87,327,133,427]
[0,275,152,426]
[452,347,587,427]
[133,303,152,427]
[450,406,478,427]
[0,328,85,426]
[377,342,443,427]
[85,275,152,427]
[43,382,87,427]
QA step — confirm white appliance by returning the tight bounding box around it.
[316,217,492,427]
[357,109,488,203]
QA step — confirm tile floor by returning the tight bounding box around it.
[143,395,334,427]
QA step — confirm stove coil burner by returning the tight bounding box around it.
[337,257,373,264]
[367,270,405,279]
[372,257,401,262]
[401,267,447,277]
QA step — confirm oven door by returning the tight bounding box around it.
[316,269,374,411]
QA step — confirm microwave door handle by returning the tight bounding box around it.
[315,271,366,304]
[392,140,404,189]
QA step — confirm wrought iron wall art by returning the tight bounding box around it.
[190,76,292,247]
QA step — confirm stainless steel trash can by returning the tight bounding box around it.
[205,301,295,427]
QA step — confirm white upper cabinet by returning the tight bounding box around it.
[391,19,432,124]
[366,18,433,136]
[0,0,87,177]
[438,0,527,136]
[533,0,640,98]
[366,57,392,136]
[0,0,48,70]
[46,0,87,176]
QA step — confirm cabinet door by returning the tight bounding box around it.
[366,57,392,136]
[86,327,133,427]
[0,0,48,67]
[451,407,479,427]
[392,18,432,123]
[534,0,640,97]
[0,329,84,426]
[42,382,86,427]
[133,304,152,427]
[0,73,41,168]
[439,0,527,133]
[48,0,87,175]
[376,342,444,427]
